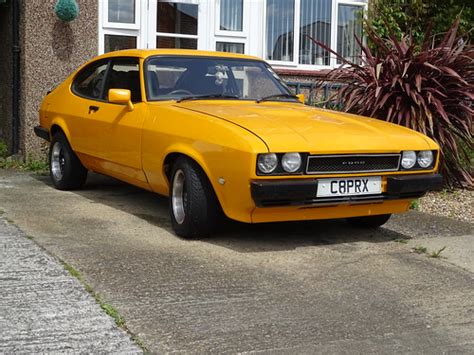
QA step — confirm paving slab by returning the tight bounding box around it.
[0,170,473,353]
[0,217,141,353]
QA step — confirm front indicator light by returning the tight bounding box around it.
[281,152,302,173]
[401,151,416,169]
[417,150,434,168]
[257,153,278,174]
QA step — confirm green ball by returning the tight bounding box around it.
[54,0,79,22]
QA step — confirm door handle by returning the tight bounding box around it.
[88,105,99,114]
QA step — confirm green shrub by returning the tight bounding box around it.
[367,0,474,46]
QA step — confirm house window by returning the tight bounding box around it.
[157,37,198,49]
[299,0,332,65]
[216,42,245,54]
[108,0,136,24]
[265,0,365,67]
[104,34,137,53]
[98,0,366,71]
[156,0,199,49]
[337,4,363,64]
[266,0,295,62]
[101,0,141,53]
[219,0,243,32]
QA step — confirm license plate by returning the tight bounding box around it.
[317,176,382,197]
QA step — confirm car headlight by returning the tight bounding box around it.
[257,153,278,174]
[281,153,302,173]
[401,151,416,169]
[417,150,433,168]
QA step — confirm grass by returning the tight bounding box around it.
[413,246,427,254]
[0,155,48,173]
[61,261,147,352]
[409,199,420,210]
[0,138,48,173]
[0,140,7,158]
[412,245,447,259]
[393,237,409,244]
[100,302,126,327]
[430,246,447,258]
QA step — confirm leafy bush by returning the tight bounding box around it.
[309,18,473,188]
[367,0,474,45]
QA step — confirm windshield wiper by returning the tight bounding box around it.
[177,94,240,103]
[256,93,299,103]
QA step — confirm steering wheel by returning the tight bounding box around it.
[169,89,193,96]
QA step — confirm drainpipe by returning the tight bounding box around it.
[11,0,20,154]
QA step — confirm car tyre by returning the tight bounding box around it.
[347,214,391,228]
[49,132,88,190]
[169,157,221,239]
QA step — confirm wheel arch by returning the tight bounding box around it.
[50,119,73,144]
[162,148,225,212]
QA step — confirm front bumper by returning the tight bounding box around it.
[251,173,443,207]
[34,126,50,141]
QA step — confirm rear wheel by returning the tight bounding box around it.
[347,214,391,228]
[49,132,87,190]
[169,157,220,239]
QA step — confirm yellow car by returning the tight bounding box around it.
[35,49,442,238]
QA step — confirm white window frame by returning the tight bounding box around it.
[335,0,367,66]
[263,0,367,70]
[102,0,141,30]
[214,0,249,38]
[99,0,146,54]
[100,29,140,54]
[96,0,367,72]
[214,38,248,54]
[148,0,200,50]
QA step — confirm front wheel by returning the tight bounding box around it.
[169,157,221,239]
[49,132,88,190]
[346,214,391,228]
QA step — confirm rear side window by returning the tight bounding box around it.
[103,58,142,103]
[72,60,109,100]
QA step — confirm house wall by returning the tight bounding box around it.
[22,0,98,157]
[0,3,12,151]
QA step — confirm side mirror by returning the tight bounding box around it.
[296,93,305,104]
[109,89,134,111]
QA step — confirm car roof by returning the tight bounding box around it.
[94,49,263,61]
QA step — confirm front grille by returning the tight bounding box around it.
[306,154,400,174]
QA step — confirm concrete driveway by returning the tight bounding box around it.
[0,170,472,353]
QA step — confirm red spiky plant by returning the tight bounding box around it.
[310,18,473,188]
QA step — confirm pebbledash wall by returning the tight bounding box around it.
[0,0,98,158]
[0,0,365,158]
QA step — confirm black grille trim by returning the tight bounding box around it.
[306,154,401,174]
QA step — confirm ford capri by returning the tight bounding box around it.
[35,49,443,239]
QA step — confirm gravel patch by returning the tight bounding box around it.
[418,189,473,224]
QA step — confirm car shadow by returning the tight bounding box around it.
[33,172,412,253]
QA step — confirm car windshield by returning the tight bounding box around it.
[145,56,294,102]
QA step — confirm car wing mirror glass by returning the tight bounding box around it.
[108,88,134,111]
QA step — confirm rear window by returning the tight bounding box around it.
[72,60,109,100]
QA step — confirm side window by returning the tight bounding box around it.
[72,60,109,100]
[104,58,142,103]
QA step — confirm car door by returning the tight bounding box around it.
[67,58,110,158]
[71,57,146,187]
[84,57,148,185]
